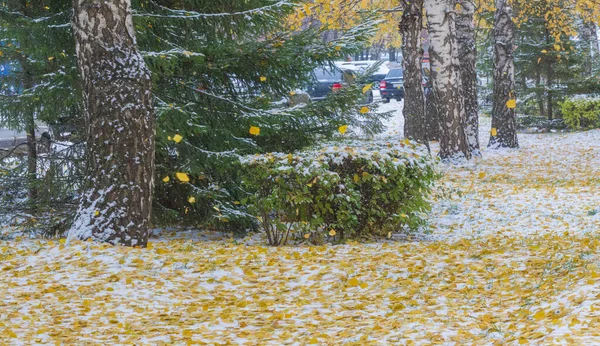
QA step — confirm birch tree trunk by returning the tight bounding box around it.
[489,0,518,148]
[580,20,593,75]
[400,0,427,144]
[68,0,156,247]
[424,0,471,161]
[456,0,480,155]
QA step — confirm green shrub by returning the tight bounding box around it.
[561,97,600,130]
[241,139,439,245]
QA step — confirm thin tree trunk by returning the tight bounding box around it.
[580,20,593,75]
[18,0,37,205]
[489,0,518,148]
[25,103,37,204]
[544,29,554,120]
[424,0,471,161]
[389,47,396,62]
[588,22,599,64]
[400,0,427,145]
[68,0,156,247]
[456,0,480,155]
[535,71,545,117]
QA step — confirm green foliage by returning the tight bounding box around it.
[561,97,600,129]
[0,0,81,132]
[139,1,384,229]
[240,139,439,245]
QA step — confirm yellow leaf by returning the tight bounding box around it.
[534,310,546,321]
[359,282,368,289]
[387,232,391,239]
[289,91,296,96]
[182,329,193,338]
[329,229,336,236]
[172,134,183,143]
[541,49,548,53]
[478,171,486,179]
[176,172,190,183]
[362,84,373,94]
[188,197,196,204]
[335,45,342,51]
[491,128,498,137]
[162,176,170,183]
[506,99,517,109]
[353,174,360,183]
[348,278,359,287]
[94,210,100,217]
[519,338,528,344]
[338,125,348,135]
[537,57,542,64]
[308,338,319,344]
[554,44,561,51]
[249,126,260,136]
[260,76,267,82]
[48,56,54,61]
[360,106,369,114]
[304,233,310,239]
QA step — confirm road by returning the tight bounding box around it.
[0,128,26,150]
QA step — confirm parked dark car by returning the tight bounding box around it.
[307,67,373,104]
[379,68,404,103]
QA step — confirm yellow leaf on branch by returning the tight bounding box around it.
[249,126,260,136]
[176,172,190,183]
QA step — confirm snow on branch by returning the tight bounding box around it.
[135,0,295,19]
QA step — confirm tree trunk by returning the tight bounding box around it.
[424,0,471,161]
[535,71,545,117]
[389,47,396,62]
[400,0,427,144]
[544,29,554,120]
[588,22,599,65]
[68,0,156,247]
[456,0,480,155]
[489,0,518,148]
[25,104,37,204]
[580,20,593,75]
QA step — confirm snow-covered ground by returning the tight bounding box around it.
[1,104,600,345]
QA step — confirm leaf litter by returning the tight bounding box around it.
[1,104,600,345]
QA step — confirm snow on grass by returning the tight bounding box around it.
[1,105,600,344]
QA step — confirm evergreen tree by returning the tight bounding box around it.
[2,1,380,234]
[133,0,380,231]
[0,0,81,227]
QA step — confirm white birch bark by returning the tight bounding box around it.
[424,0,471,161]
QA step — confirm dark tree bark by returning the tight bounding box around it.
[17,1,38,205]
[68,0,156,247]
[456,0,480,155]
[489,0,518,148]
[389,47,397,62]
[424,0,471,161]
[400,0,427,145]
[580,20,593,75]
[544,29,554,120]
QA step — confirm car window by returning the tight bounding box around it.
[314,68,343,82]
[386,69,404,78]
